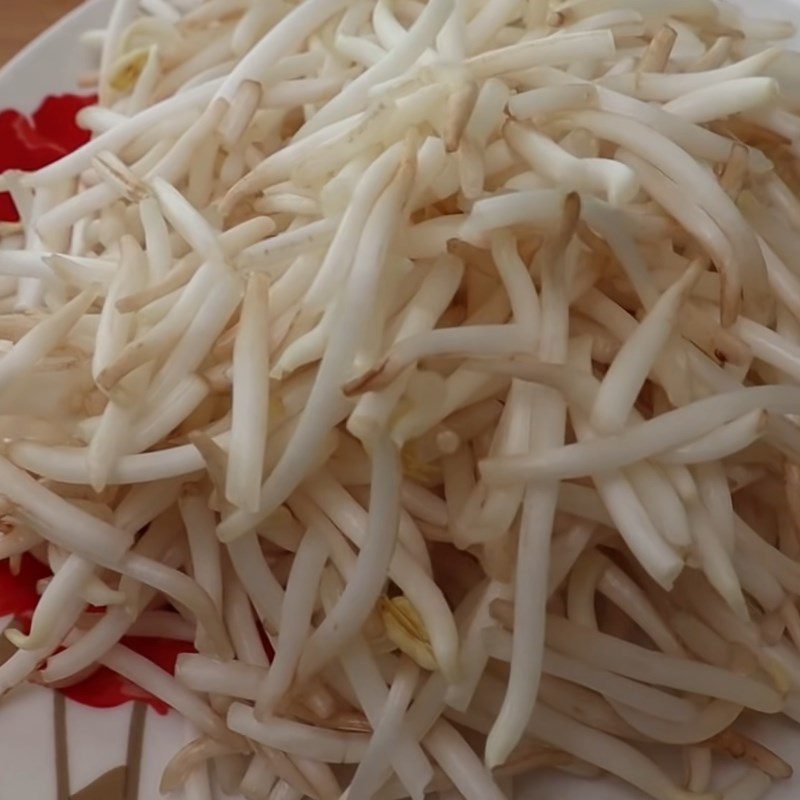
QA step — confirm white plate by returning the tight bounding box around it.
[0,2,798,799]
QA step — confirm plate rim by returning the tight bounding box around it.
[0,0,111,107]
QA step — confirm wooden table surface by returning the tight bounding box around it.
[0,0,84,66]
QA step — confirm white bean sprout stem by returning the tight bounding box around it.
[2,0,800,797]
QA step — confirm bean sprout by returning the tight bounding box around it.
[1,1,799,798]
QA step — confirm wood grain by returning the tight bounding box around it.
[0,0,84,67]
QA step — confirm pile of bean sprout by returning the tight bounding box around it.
[3,0,800,797]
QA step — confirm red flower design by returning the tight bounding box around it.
[0,92,202,716]
[0,554,51,618]
[1,555,195,714]
[32,94,97,152]
[60,637,196,715]
[0,93,96,222]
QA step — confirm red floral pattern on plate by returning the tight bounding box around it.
[0,93,197,715]
[1,555,195,714]
[60,636,196,715]
[0,93,96,222]
[0,554,51,617]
